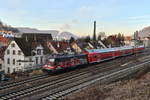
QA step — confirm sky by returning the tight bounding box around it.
[1,0,150,37]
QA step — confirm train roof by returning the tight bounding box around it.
[48,53,86,59]
[86,46,134,53]
[136,45,145,48]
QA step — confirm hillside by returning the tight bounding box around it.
[0,21,18,32]
[17,27,78,40]
[139,26,150,37]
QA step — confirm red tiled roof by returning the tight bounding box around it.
[0,36,9,45]
[125,36,132,41]
[50,41,72,53]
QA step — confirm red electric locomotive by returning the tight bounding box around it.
[42,54,88,73]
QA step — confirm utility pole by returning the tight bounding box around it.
[134,31,138,61]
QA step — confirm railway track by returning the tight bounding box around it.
[0,49,148,90]
[0,49,149,100]
[0,58,123,96]
[1,52,150,100]
[39,56,150,100]
[0,48,149,88]
[0,50,142,94]
[45,60,150,100]
[27,55,150,100]
[0,74,49,90]
[0,60,123,99]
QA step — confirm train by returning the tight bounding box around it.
[42,45,145,73]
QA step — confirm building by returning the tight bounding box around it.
[140,37,150,47]
[0,30,14,38]
[4,38,45,74]
[0,46,6,80]
[0,58,4,80]
[47,41,74,54]
[70,42,82,53]
[0,36,9,47]
[124,36,132,46]
[77,42,95,51]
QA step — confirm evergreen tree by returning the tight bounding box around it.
[69,37,75,43]
[85,36,91,43]
[49,34,53,40]
[134,31,139,40]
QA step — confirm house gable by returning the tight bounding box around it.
[5,40,25,56]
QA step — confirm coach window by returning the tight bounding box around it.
[90,56,92,61]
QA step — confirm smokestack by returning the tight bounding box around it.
[93,21,96,41]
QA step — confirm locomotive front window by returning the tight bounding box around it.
[49,59,55,62]
[48,59,55,66]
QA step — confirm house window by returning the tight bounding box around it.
[13,68,15,72]
[18,50,21,55]
[13,59,15,65]
[11,43,15,48]
[36,57,38,64]
[8,67,10,73]
[13,50,16,55]
[29,58,32,62]
[7,50,10,54]
[7,58,10,64]
[0,64,2,69]
[40,57,43,64]
[19,63,21,65]
[37,49,41,55]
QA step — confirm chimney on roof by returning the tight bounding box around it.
[25,35,28,42]
[93,21,96,41]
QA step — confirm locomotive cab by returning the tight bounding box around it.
[42,58,56,72]
[42,54,88,73]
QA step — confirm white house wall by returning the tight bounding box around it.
[4,41,46,74]
[23,57,34,71]
[33,45,45,66]
[4,41,25,74]
[0,59,4,72]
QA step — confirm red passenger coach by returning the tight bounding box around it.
[86,48,115,63]
[85,46,143,63]
[133,45,145,53]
